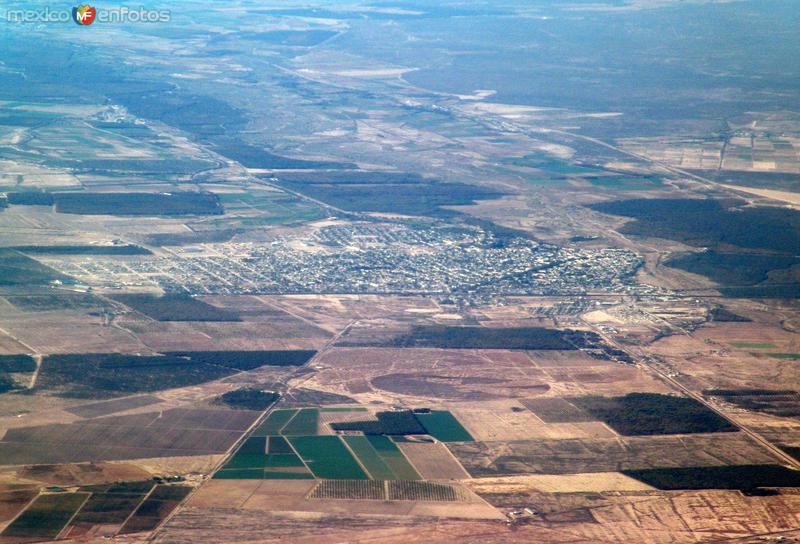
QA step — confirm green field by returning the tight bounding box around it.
[343,435,398,480]
[731,342,778,349]
[267,435,295,454]
[2,493,89,539]
[766,353,800,359]
[366,435,421,480]
[415,411,474,442]
[281,408,320,435]
[252,409,297,436]
[289,436,369,480]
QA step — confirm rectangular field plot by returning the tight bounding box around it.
[449,433,777,476]
[289,436,368,480]
[118,486,191,535]
[414,411,474,442]
[71,492,147,525]
[624,464,800,492]
[520,398,594,423]
[1,492,89,540]
[396,442,469,480]
[365,436,421,480]
[309,480,386,500]
[571,393,737,436]
[387,481,471,502]
[343,436,398,480]
[252,409,297,436]
[0,408,259,464]
[66,395,162,419]
[281,408,320,436]
[216,435,313,480]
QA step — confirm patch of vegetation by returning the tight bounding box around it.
[590,199,800,298]
[7,190,54,205]
[343,436,398,480]
[590,198,800,255]
[114,294,241,322]
[414,410,474,442]
[0,354,36,373]
[215,141,354,170]
[165,350,315,370]
[0,249,73,286]
[331,410,426,435]
[281,408,320,435]
[623,465,800,493]
[145,228,242,247]
[766,353,800,359]
[10,244,151,255]
[365,435,422,480]
[274,177,503,217]
[310,479,385,500]
[0,374,19,393]
[52,191,224,216]
[214,388,278,411]
[6,294,104,311]
[666,251,799,286]
[2,492,89,539]
[281,387,358,407]
[730,342,776,349]
[72,492,146,524]
[571,393,737,436]
[703,389,800,417]
[36,351,313,398]
[289,435,369,480]
[385,325,600,350]
[387,480,466,501]
[709,307,751,322]
[781,446,800,462]
[252,409,297,436]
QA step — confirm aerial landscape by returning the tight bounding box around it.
[0,0,800,542]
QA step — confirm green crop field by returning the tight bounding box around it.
[267,435,295,454]
[281,408,320,435]
[289,436,368,480]
[766,353,800,359]
[252,409,297,436]
[2,492,89,539]
[344,436,398,480]
[238,437,267,454]
[415,411,474,442]
[366,435,421,480]
[731,342,777,349]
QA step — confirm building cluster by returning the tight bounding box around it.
[48,222,647,297]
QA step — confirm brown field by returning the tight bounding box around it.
[520,397,594,423]
[450,400,616,441]
[0,488,37,525]
[156,489,800,544]
[12,462,151,487]
[0,408,258,465]
[396,442,470,480]
[464,472,655,495]
[303,347,668,405]
[188,479,500,520]
[450,432,777,477]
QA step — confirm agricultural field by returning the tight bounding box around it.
[1,492,88,540]
[570,393,737,436]
[0,407,260,464]
[114,294,242,322]
[34,350,314,398]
